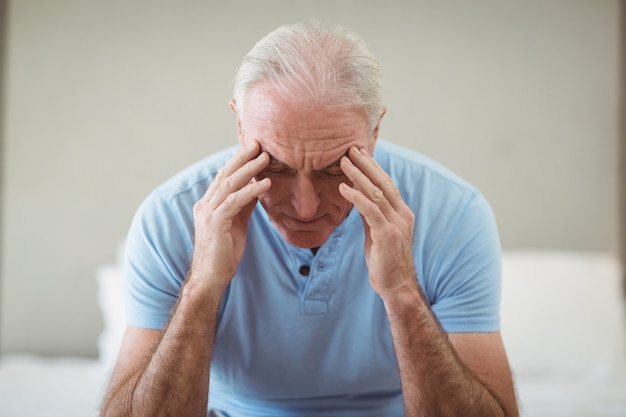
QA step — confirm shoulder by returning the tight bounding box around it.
[133,146,238,219]
[374,140,481,207]
[152,146,238,202]
[131,146,239,231]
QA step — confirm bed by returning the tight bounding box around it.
[0,261,124,417]
[501,251,626,417]
[0,249,625,417]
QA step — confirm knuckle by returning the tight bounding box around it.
[404,210,415,226]
[223,192,238,209]
[371,187,385,203]
[371,190,391,211]
[193,202,210,223]
[383,178,395,190]
[192,200,204,215]
[219,175,232,191]
[400,207,414,221]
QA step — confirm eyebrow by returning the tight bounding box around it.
[266,151,347,171]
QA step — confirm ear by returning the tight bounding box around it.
[368,106,386,153]
[230,99,245,146]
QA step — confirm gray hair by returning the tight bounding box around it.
[233,21,384,131]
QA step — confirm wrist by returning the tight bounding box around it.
[381,279,429,319]
[182,273,228,306]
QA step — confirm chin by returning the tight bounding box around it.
[277,228,332,249]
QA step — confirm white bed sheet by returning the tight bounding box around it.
[2,354,626,417]
[516,377,626,417]
[0,353,108,417]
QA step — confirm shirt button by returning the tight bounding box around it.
[299,265,311,276]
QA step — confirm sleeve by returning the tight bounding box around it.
[423,191,502,333]
[123,189,196,329]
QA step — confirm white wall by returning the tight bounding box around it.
[1,0,621,356]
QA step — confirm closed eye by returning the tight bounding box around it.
[321,166,345,178]
[262,151,346,178]
[319,157,346,178]
[264,165,291,175]
[264,156,296,176]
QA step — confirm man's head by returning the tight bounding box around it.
[230,21,386,249]
[232,20,384,133]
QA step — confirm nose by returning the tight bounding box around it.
[291,174,320,219]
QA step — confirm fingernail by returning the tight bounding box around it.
[352,146,361,155]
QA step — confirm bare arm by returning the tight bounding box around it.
[339,145,518,417]
[100,141,271,417]
[383,281,518,416]
[100,282,221,417]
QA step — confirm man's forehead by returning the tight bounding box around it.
[242,85,369,137]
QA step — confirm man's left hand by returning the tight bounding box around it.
[339,146,417,298]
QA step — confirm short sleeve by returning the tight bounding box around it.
[122,148,235,330]
[123,189,196,329]
[425,192,502,333]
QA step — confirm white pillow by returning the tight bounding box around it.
[96,253,126,374]
[500,251,626,380]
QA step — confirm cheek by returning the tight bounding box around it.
[257,176,290,207]
[320,178,352,206]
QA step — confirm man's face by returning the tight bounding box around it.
[234,83,379,249]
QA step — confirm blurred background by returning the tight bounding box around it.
[0,0,623,358]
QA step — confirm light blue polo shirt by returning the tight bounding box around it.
[124,140,502,417]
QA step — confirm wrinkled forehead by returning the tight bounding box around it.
[240,84,371,169]
[261,139,351,170]
[255,125,361,171]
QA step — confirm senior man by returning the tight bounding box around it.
[101,20,518,417]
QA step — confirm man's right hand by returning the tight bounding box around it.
[189,140,270,291]
[101,144,269,417]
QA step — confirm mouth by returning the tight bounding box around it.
[283,214,326,230]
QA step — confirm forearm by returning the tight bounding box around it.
[384,281,506,417]
[101,280,222,417]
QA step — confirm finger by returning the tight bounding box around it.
[205,141,262,195]
[220,140,263,179]
[214,177,271,219]
[338,181,389,230]
[205,148,270,210]
[215,152,269,200]
[340,152,397,221]
[346,146,405,212]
